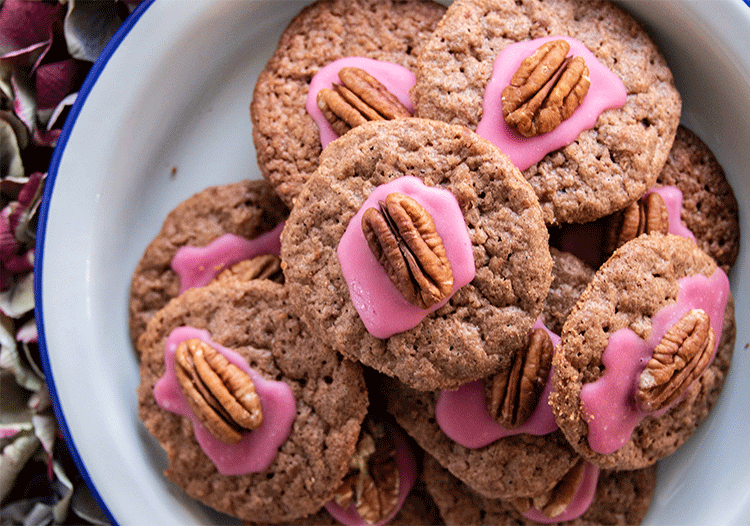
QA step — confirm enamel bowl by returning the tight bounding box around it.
[36,1,750,524]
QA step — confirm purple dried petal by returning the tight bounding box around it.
[0,205,19,262]
[0,117,25,182]
[32,414,56,456]
[43,91,76,131]
[10,172,44,246]
[4,250,33,274]
[0,314,43,391]
[35,59,88,111]
[64,0,124,62]
[0,432,40,502]
[0,0,65,53]
[16,317,37,344]
[0,271,34,318]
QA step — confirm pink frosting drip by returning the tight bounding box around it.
[435,320,561,449]
[171,221,284,295]
[476,36,627,170]
[306,57,416,149]
[647,186,697,242]
[580,269,729,455]
[520,461,600,524]
[337,176,475,339]
[153,326,297,476]
[324,425,417,526]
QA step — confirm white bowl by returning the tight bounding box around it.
[35,1,750,524]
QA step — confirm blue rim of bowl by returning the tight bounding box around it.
[33,1,155,524]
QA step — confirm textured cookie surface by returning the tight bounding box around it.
[281,118,553,391]
[137,279,368,523]
[128,180,288,347]
[411,0,681,224]
[382,375,579,500]
[423,454,656,526]
[550,233,735,470]
[542,248,596,336]
[656,125,740,273]
[250,0,446,208]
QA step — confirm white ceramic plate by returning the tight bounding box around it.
[35,1,750,524]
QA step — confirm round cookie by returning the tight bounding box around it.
[542,248,596,336]
[655,125,740,274]
[550,233,735,470]
[422,454,657,526]
[128,180,288,348]
[281,118,553,391]
[250,0,446,208]
[137,278,368,523]
[381,373,580,500]
[411,0,682,225]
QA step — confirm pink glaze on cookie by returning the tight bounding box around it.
[337,176,475,339]
[324,424,416,526]
[171,221,284,294]
[520,461,600,524]
[435,320,560,449]
[154,326,297,476]
[580,269,729,455]
[476,36,627,170]
[647,186,697,242]
[306,57,416,148]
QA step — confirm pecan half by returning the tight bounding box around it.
[317,67,412,136]
[605,192,669,256]
[637,309,715,412]
[513,458,586,518]
[486,328,554,428]
[333,422,400,525]
[217,254,283,283]
[361,192,454,309]
[175,339,263,444]
[502,39,590,137]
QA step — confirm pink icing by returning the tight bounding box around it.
[153,326,297,476]
[337,176,475,339]
[171,221,284,294]
[435,320,561,449]
[476,36,627,170]
[647,186,697,242]
[520,461,600,524]
[580,269,729,455]
[306,57,416,148]
[324,425,417,526]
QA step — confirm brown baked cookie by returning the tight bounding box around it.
[250,0,446,208]
[423,454,656,526]
[542,248,596,335]
[411,0,681,225]
[655,125,740,274]
[550,233,735,470]
[137,278,368,523]
[128,180,288,348]
[381,373,580,501]
[281,118,553,391]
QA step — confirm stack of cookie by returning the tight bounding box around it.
[133,0,740,524]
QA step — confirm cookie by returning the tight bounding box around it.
[550,233,735,470]
[137,278,368,523]
[128,180,288,348]
[654,125,740,274]
[411,0,681,225]
[382,373,580,500]
[542,248,596,336]
[423,454,656,526]
[281,118,553,391]
[250,0,446,208]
